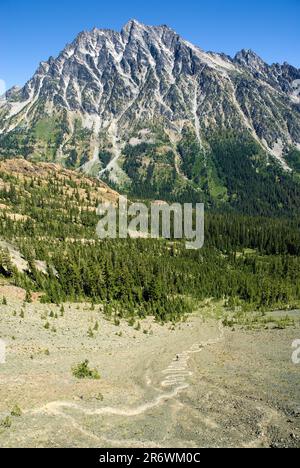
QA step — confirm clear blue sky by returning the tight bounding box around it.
[0,0,299,90]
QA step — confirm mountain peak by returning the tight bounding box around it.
[122,19,145,31]
[237,48,259,57]
[1,19,299,180]
[234,48,266,70]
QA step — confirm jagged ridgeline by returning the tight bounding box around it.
[1,20,300,213]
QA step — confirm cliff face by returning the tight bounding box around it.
[1,20,300,210]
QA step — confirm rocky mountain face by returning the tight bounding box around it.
[1,20,300,212]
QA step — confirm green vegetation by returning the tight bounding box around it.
[286,148,300,173]
[222,310,295,330]
[122,142,179,200]
[1,160,300,323]
[0,416,12,429]
[99,151,112,168]
[34,117,57,141]
[87,327,94,338]
[121,131,300,215]
[209,132,300,216]
[25,289,32,303]
[2,127,300,215]
[10,405,22,417]
[0,111,92,166]
[72,360,100,380]
[178,128,205,181]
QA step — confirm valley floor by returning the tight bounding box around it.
[0,287,299,448]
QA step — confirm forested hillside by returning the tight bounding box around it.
[119,132,300,216]
[1,159,300,323]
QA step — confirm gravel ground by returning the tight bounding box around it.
[0,288,299,448]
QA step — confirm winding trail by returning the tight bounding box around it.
[26,320,224,445]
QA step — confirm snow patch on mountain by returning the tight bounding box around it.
[1,20,300,173]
